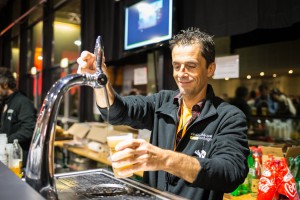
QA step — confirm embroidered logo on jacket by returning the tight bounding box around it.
[195,149,206,158]
[7,109,14,120]
[190,133,212,141]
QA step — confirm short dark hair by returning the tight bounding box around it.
[235,86,249,98]
[249,90,257,99]
[270,88,282,95]
[169,27,215,67]
[0,67,16,89]
[258,84,268,92]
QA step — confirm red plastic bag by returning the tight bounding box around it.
[277,158,299,200]
[257,157,277,200]
[257,155,299,200]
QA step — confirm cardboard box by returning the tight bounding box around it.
[87,126,135,143]
[260,145,300,164]
[85,122,138,143]
[86,122,107,128]
[65,122,138,144]
[65,123,90,139]
[86,126,130,143]
[113,125,138,134]
[285,146,300,159]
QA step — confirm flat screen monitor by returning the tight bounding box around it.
[124,0,173,51]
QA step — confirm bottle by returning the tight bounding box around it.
[247,151,255,193]
[295,156,300,196]
[231,185,241,196]
[5,143,13,168]
[0,134,8,166]
[250,146,262,193]
[251,157,262,193]
[10,139,23,178]
[239,152,254,195]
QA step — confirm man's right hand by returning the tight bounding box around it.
[77,51,97,74]
[77,50,114,108]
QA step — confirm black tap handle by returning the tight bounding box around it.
[97,73,108,85]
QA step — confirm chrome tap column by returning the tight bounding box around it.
[25,36,107,199]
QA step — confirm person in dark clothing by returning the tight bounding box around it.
[255,84,277,115]
[230,86,251,125]
[76,28,249,200]
[247,90,257,108]
[0,67,36,168]
[270,88,296,116]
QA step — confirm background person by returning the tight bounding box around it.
[247,90,257,108]
[255,84,277,115]
[270,88,296,116]
[77,27,249,200]
[229,86,251,125]
[0,67,37,168]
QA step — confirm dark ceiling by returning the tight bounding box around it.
[0,0,8,11]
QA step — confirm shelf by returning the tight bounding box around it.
[223,193,257,200]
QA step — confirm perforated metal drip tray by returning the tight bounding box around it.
[55,169,181,200]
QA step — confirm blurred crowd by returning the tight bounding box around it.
[226,84,300,121]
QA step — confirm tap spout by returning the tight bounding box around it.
[25,73,103,199]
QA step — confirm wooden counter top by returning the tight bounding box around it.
[55,140,111,165]
[54,140,143,177]
[223,193,257,200]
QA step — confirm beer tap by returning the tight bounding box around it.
[25,36,108,199]
[93,36,110,111]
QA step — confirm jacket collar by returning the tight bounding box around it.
[157,84,220,122]
[3,91,18,104]
[157,91,180,122]
[197,84,218,121]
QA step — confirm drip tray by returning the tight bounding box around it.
[55,169,179,200]
[84,184,132,197]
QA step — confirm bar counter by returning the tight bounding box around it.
[0,152,256,200]
[0,162,45,200]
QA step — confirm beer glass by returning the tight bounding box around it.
[107,133,133,178]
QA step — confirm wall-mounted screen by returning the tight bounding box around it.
[124,0,173,51]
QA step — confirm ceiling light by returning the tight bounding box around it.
[260,72,264,76]
[13,72,17,79]
[31,66,37,75]
[60,58,69,68]
[246,75,251,79]
[74,40,81,46]
[273,74,277,78]
[288,70,293,74]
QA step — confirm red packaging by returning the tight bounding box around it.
[277,158,299,200]
[257,157,278,200]
[258,156,300,200]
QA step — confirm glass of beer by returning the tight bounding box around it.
[107,133,133,178]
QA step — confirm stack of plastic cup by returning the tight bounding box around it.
[5,143,13,168]
[0,134,8,165]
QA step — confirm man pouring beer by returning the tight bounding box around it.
[77,27,249,200]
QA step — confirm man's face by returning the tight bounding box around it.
[172,44,215,100]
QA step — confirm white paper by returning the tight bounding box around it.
[214,55,239,79]
[134,67,148,85]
